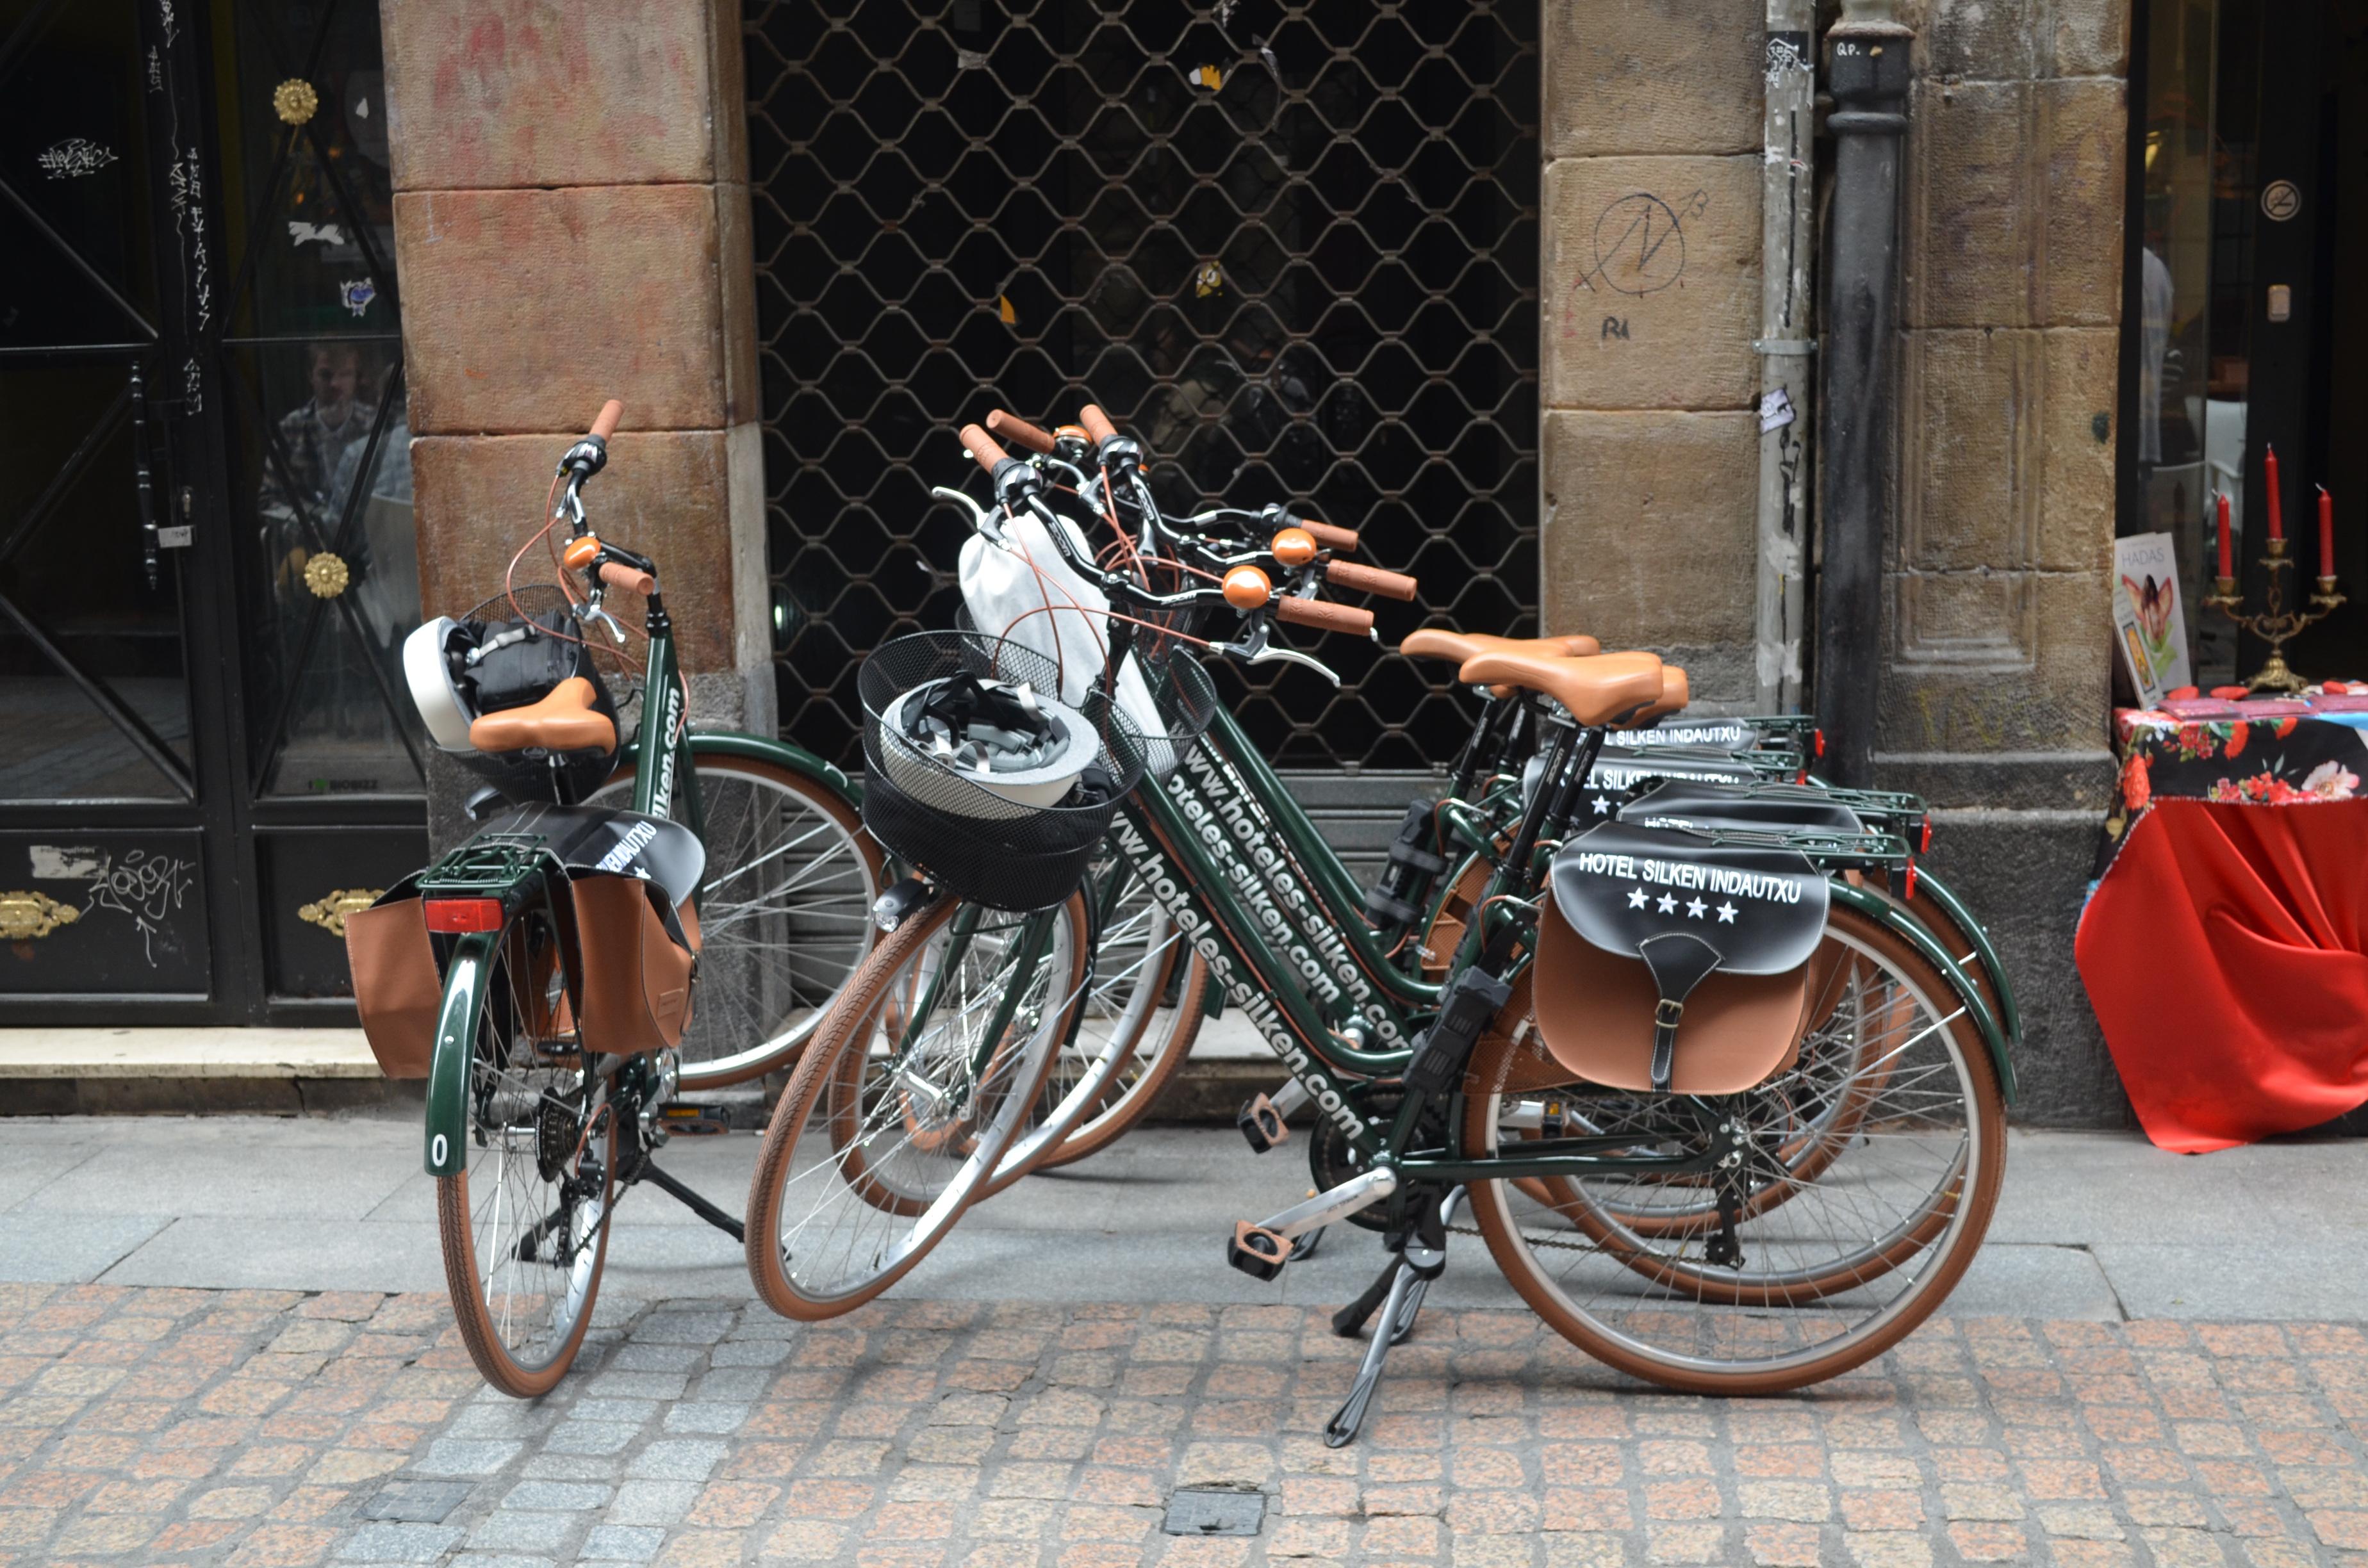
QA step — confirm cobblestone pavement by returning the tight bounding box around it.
[3,1283,2367,1568]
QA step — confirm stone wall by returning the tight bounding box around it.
[1538,0,1768,706]
[1539,0,2135,1122]
[1881,0,2131,1124]
[381,0,770,838]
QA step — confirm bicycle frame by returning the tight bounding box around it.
[1103,688,2017,1202]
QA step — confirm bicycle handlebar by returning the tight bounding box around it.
[985,409,1057,455]
[1324,560,1418,601]
[1275,597,1374,636]
[1297,518,1359,554]
[1078,404,1119,444]
[589,400,623,441]
[958,423,1008,471]
[599,560,655,596]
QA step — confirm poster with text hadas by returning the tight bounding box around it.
[2113,532,2191,708]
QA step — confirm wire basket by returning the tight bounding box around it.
[860,631,1148,912]
[451,585,621,803]
[1135,650,1220,783]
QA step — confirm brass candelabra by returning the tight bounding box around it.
[2205,535,2345,693]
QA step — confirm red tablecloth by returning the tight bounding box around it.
[2076,799,2368,1152]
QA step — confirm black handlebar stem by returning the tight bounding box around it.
[989,456,1041,509]
[558,434,609,480]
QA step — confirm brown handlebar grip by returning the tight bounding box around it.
[958,423,1008,471]
[985,409,1057,455]
[1324,560,1418,602]
[1298,519,1360,554]
[1078,404,1119,444]
[599,560,656,596]
[588,400,623,441]
[1274,596,1374,636]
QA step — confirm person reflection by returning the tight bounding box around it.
[257,341,387,756]
[261,341,379,527]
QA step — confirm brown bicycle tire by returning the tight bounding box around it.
[743,893,1071,1320]
[1462,904,2006,1394]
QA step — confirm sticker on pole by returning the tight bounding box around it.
[1758,388,1796,434]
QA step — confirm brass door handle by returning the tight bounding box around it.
[0,890,80,942]
[298,888,383,938]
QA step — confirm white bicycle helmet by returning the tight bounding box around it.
[403,617,476,751]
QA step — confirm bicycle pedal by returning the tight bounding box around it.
[656,1104,730,1136]
[1236,1093,1289,1153]
[1226,1221,1292,1282]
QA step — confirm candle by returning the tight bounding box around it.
[2217,492,2233,579]
[2321,486,2335,579]
[2265,445,2283,541]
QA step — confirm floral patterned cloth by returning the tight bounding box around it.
[2110,708,2367,834]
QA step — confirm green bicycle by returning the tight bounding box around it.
[347,400,882,1394]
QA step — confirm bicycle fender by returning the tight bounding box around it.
[615,729,857,800]
[1910,869,2022,1049]
[423,932,495,1178]
[1828,879,2017,1104]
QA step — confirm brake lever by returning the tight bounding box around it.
[1211,616,1342,687]
[580,600,629,645]
[930,485,1003,543]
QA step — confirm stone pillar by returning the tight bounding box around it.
[1539,0,1767,705]
[381,0,768,836]
[1884,0,2131,1123]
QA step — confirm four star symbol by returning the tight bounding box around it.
[1715,902,1738,924]
[1625,886,1648,910]
[1655,893,1678,915]
[1685,897,1707,920]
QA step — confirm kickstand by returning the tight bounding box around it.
[633,1159,745,1243]
[1321,1187,1459,1448]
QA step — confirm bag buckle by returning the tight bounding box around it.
[1654,997,1686,1028]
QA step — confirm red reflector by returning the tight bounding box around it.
[423,897,504,933]
[1920,815,1934,854]
[1813,728,1826,757]
[1903,863,1918,902]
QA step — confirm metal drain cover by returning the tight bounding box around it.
[1162,1488,1267,1537]
[363,1481,473,1523]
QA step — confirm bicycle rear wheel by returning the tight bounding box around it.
[589,749,882,1088]
[435,895,616,1397]
[744,892,1078,1319]
[1463,904,2005,1394]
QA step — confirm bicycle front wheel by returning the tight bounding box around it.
[989,849,1204,1186]
[589,749,882,1087]
[435,894,616,1397]
[744,891,1081,1320]
[1463,903,2006,1395]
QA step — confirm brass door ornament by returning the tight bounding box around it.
[303,550,349,598]
[298,888,383,938]
[274,79,319,126]
[0,890,80,942]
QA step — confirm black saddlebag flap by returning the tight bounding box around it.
[1616,779,1865,837]
[1549,821,1828,974]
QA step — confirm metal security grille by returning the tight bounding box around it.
[745,0,1539,769]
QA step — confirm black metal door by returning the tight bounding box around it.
[0,0,424,1023]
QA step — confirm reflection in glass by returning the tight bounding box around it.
[209,0,423,797]
[2131,0,2265,688]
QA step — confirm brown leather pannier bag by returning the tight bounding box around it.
[569,874,700,1056]
[1531,822,1833,1095]
[344,892,438,1079]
